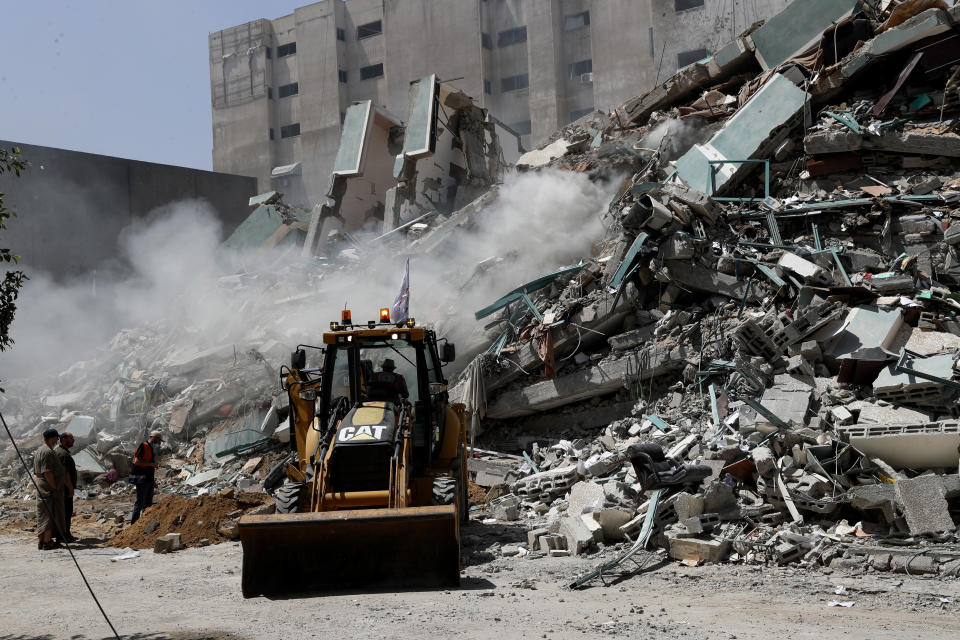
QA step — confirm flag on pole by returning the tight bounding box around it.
[391,259,410,322]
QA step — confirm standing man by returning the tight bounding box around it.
[54,432,78,543]
[33,428,66,550]
[130,431,162,525]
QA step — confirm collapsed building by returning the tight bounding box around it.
[451,0,960,577]
[2,0,960,580]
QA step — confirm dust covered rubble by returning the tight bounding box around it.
[457,0,960,580]
[2,0,960,577]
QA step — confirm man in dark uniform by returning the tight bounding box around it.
[54,432,77,543]
[33,428,66,550]
[373,358,409,403]
[130,431,162,525]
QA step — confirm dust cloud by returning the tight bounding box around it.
[0,169,616,382]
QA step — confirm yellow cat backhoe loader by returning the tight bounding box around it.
[238,308,467,597]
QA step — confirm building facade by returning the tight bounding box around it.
[209,0,792,209]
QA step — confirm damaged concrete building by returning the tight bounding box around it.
[5,0,960,590]
[209,0,792,208]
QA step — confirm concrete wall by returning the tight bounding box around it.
[592,0,654,113]
[0,141,256,279]
[651,0,793,80]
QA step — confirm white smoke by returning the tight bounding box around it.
[0,169,617,384]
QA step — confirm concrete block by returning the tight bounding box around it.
[830,406,855,426]
[490,493,521,521]
[527,527,549,551]
[682,513,719,535]
[857,402,933,425]
[247,503,276,516]
[513,466,582,498]
[218,521,239,540]
[559,516,595,555]
[674,74,806,196]
[785,354,815,378]
[774,541,803,564]
[849,483,897,523]
[894,475,955,535]
[827,305,903,361]
[539,534,568,552]
[580,514,604,543]
[799,341,821,362]
[872,354,957,408]
[702,481,739,517]
[666,534,730,563]
[672,492,705,521]
[778,252,831,284]
[583,452,620,478]
[567,481,605,515]
[751,446,776,476]
[759,381,811,428]
[153,533,183,554]
[945,224,960,246]
[869,553,892,571]
[844,249,884,272]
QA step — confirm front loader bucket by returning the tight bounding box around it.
[238,505,460,597]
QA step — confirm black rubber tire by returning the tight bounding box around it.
[432,476,457,506]
[273,479,304,514]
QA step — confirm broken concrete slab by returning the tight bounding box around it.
[747,0,861,70]
[825,305,904,361]
[872,353,956,407]
[64,415,96,443]
[559,515,595,556]
[758,377,812,429]
[805,128,960,158]
[516,138,575,169]
[185,467,222,487]
[674,73,806,196]
[72,448,106,475]
[567,481,605,516]
[656,261,754,300]
[487,344,691,419]
[857,402,933,425]
[840,421,960,469]
[894,475,955,535]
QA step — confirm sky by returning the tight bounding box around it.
[0,1,308,171]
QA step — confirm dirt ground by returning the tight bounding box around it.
[2,520,960,640]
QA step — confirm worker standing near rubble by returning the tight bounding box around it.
[33,428,66,550]
[53,432,77,543]
[129,431,163,525]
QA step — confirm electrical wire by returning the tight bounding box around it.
[1,411,121,640]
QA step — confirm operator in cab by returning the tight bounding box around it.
[373,358,409,403]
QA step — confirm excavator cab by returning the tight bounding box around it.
[238,310,467,597]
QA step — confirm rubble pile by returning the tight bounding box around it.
[456,0,960,578]
[108,490,273,550]
[1,0,959,581]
